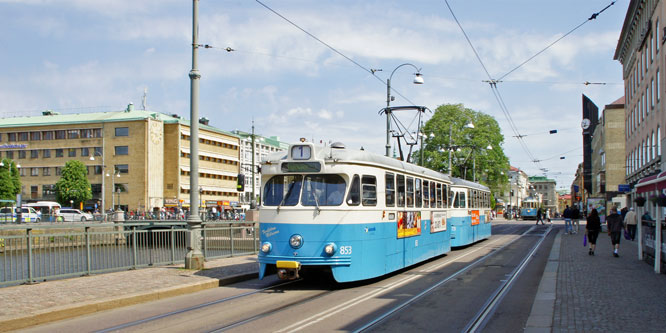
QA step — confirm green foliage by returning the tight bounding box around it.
[418,103,510,195]
[0,158,20,201]
[55,160,92,207]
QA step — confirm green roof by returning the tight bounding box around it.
[232,130,290,149]
[529,176,556,183]
[0,109,238,138]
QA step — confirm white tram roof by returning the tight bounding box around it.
[451,177,490,191]
[262,142,452,183]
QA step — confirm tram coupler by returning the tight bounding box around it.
[276,261,301,280]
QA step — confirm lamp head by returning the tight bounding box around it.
[413,73,424,84]
[465,122,475,129]
[90,156,95,161]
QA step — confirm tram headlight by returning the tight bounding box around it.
[289,234,303,249]
[324,243,337,256]
[261,242,272,253]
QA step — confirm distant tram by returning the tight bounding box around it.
[257,142,491,283]
[520,197,540,220]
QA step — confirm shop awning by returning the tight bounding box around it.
[635,171,666,194]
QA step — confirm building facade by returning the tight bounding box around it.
[231,129,289,207]
[507,166,529,211]
[529,176,558,214]
[0,106,240,212]
[591,97,627,199]
[615,0,664,187]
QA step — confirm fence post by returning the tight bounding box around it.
[85,226,91,275]
[202,224,207,259]
[26,228,33,284]
[253,223,257,253]
[170,226,175,264]
[131,226,137,269]
[229,223,234,256]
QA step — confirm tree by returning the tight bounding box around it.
[418,103,510,194]
[0,158,20,201]
[55,160,92,207]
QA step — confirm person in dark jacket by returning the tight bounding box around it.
[586,208,601,255]
[563,205,572,234]
[536,208,544,225]
[571,205,581,234]
[606,206,625,257]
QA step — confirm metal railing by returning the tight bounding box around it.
[0,221,258,287]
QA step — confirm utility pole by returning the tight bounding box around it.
[251,119,256,208]
[185,0,204,270]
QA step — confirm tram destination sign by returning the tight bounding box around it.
[281,162,321,173]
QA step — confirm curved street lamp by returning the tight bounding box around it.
[385,63,423,156]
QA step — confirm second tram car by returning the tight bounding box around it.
[448,178,492,247]
[520,197,540,220]
[257,142,491,283]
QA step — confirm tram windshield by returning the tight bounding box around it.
[263,174,346,206]
[263,175,303,206]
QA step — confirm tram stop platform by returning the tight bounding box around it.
[0,220,665,332]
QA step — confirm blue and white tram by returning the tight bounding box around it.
[447,178,492,247]
[257,142,454,283]
[520,197,539,220]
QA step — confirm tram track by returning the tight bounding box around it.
[353,223,551,332]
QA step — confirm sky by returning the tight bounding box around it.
[0,0,630,190]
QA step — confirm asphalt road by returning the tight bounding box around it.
[20,221,554,333]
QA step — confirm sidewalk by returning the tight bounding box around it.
[528,222,666,332]
[0,255,259,332]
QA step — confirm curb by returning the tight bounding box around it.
[524,229,560,332]
[0,271,258,332]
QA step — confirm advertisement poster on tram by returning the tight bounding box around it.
[397,211,421,238]
[471,210,480,225]
[430,211,447,233]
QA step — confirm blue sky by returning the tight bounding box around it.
[0,0,629,189]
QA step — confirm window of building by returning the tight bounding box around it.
[18,132,28,141]
[19,168,25,177]
[55,130,66,139]
[55,167,62,176]
[652,131,656,160]
[657,19,660,54]
[81,147,89,157]
[30,132,40,141]
[55,149,63,157]
[115,164,129,174]
[93,128,102,138]
[658,70,661,102]
[91,184,102,197]
[6,151,13,159]
[94,147,102,157]
[67,129,79,139]
[94,165,103,175]
[652,79,655,109]
[80,129,92,138]
[115,127,129,136]
[30,150,38,159]
[18,150,26,159]
[42,184,56,197]
[68,148,76,157]
[42,131,54,140]
[114,183,128,193]
[31,167,38,176]
[115,146,129,155]
[43,167,50,176]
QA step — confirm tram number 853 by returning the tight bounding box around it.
[339,246,352,255]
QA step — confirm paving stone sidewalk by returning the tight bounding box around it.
[0,255,258,332]
[554,228,666,332]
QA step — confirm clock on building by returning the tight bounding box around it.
[581,118,591,130]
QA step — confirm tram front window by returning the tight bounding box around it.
[302,174,346,206]
[263,175,303,206]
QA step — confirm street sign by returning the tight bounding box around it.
[618,184,630,192]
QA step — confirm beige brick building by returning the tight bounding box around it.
[591,97,627,198]
[0,106,240,212]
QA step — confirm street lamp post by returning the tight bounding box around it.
[90,149,105,219]
[185,0,204,269]
[385,63,423,157]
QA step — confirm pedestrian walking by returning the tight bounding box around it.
[546,208,552,223]
[563,205,573,234]
[586,208,602,255]
[624,207,638,241]
[536,208,544,225]
[572,205,581,234]
[606,206,625,257]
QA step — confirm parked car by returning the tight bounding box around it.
[0,207,41,222]
[59,208,94,222]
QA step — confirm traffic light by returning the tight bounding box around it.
[237,173,245,192]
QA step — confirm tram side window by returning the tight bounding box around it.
[442,185,449,207]
[397,174,405,207]
[415,179,422,208]
[472,190,477,208]
[385,173,395,207]
[263,175,303,206]
[302,174,346,206]
[347,175,360,206]
[406,177,414,207]
[362,175,377,206]
[459,191,467,208]
[422,181,429,208]
[430,182,436,207]
[436,183,443,208]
